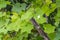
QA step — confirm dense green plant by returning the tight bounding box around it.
[0,0,60,40]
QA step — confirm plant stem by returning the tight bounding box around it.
[30,17,50,40]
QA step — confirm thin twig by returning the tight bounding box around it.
[30,17,50,40]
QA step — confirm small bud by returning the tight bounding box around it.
[37,15,40,19]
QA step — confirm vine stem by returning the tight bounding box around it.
[30,17,50,40]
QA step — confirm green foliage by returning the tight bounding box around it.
[12,3,27,13]
[43,24,55,34]
[0,0,60,40]
[56,0,60,7]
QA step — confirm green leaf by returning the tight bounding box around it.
[21,23,33,33]
[54,32,60,40]
[6,19,21,31]
[41,3,56,16]
[45,3,56,16]
[55,8,60,18]
[48,33,56,40]
[13,32,28,40]
[12,3,27,13]
[0,19,5,28]
[55,9,60,26]
[0,18,10,34]
[56,0,60,7]
[34,7,46,24]
[43,24,55,34]
[0,27,7,34]
[41,4,49,14]
[0,1,7,9]
[0,34,3,40]
[21,7,34,21]
[35,17,46,24]
[11,12,19,22]
[45,0,52,5]
[0,12,3,17]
